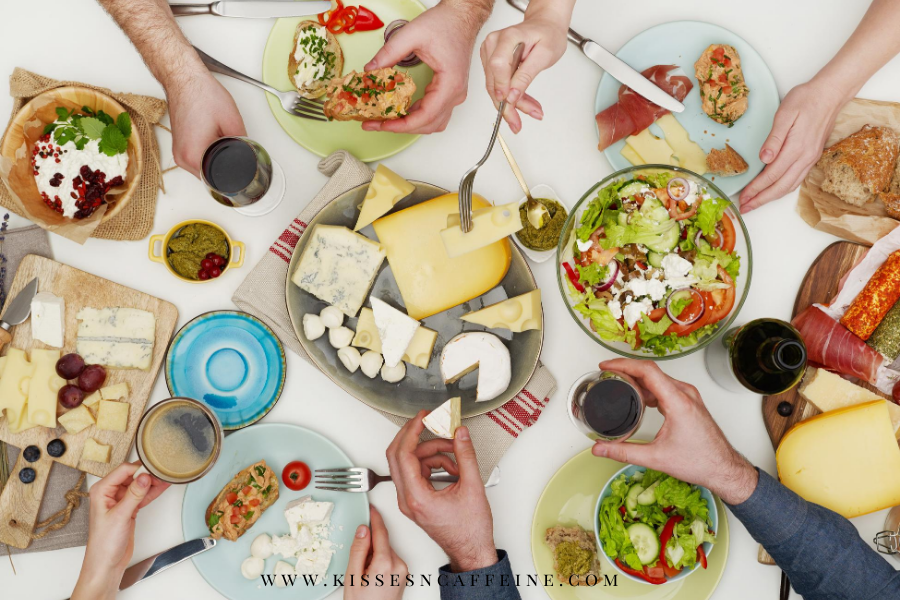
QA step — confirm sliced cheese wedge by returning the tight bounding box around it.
[423,397,461,439]
[799,368,900,437]
[625,129,674,165]
[441,202,523,259]
[355,165,415,231]
[0,348,35,428]
[620,144,645,166]
[352,308,437,369]
[28,348,65,428]
[461,290,542,332]
[656,115,708,175]
[371,298,419,369]
[440,332,511,402]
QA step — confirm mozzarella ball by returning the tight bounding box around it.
[380,361,406,383]
[328,326,355,349]
[338,346,361,373]
[250,534,273,559]
[319,306,344,329]
[273,561,296,587]
[302,314,325,341]
[241,556,265,580]
[360,351,384,379]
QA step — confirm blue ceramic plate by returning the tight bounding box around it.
[166,311,286,430]
[182,423,369,600]
[595,20,780,196]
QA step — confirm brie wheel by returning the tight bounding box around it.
[440,332,511,401]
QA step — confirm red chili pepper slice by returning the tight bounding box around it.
[619,506,626,516]
[353,5,384,31]
[562,262,585,293]
[697,545,708,569]
[658,515,684,564]
[662,506,674,513]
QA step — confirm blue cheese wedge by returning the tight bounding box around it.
[291,225,386,318]
[423,397,461,439]
[76,307,156,370]
[370,297,419,368]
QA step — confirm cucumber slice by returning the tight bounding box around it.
[644,225,680,253]
[618,182,646,199]
[637,481,660,505]
[625,485,644,518]
[627,522,660,565]
[647,251,665,269]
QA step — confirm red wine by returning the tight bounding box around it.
[729,319,807,394]
[583,378,641,437]
[202,138,257,193]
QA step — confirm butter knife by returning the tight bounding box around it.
[504,0,684,113]
[119,537,216,590]
[170,1,332,18]
[0,277,38,350]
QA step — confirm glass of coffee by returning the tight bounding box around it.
[136,397,223,484]
[567,370,645,442]
[200,136,285,217]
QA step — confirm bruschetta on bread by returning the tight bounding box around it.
[323,68,415,121]
[289,20,343,99]
[206,461,279,541]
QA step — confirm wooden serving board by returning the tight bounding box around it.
[0,255,177,548]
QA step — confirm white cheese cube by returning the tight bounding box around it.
[31,292,65,348]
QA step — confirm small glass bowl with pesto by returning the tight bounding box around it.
[149,219,245,283]
[512,184,569,263]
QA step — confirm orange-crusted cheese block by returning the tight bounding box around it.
[840,249,900,340]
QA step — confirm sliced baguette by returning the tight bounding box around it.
[706,144,748,176]
[323,68,416,122]
[288,20,343,100]
[545,525,602,585]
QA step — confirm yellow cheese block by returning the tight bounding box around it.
[27,348,64,428]
[440,202,523,259]
[799,368,900,437]
[0,356,6,375]
[97,400,129,432]
[100,382,130,401]
[656,115,708,175]
[0,348,35,428]
[625,129,674,165]
[777,401,900,518]
[59,404,96,434]
[83,391,102,410]
[372,194,511,320]
[352,307,438,369]
[82,438,111,463]
[620,144,645,166]
[355,165,415,231]
[461,290,542,332]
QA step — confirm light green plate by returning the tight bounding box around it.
[531,448,730,599]
[261,0,434,161]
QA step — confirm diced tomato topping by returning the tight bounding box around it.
[225,492,238,505]
[360,93,371,103]
[249,498,261,507]
[240,504,250,515]
[386,80,396,91]
[394,74,404,83]
[724,57,732,67]
[230,512,241,524]
[718,73,728,83]
[723,85,733,95]
[712,46,725,61]
[242,486,252,495]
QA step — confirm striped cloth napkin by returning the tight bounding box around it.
[232,150,557,481]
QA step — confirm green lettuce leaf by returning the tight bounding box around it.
[571,290,637,347]
[576,263,609,287]
[695,197,729,236]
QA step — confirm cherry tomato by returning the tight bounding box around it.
[225,492,238,505]
[282,461,312,491]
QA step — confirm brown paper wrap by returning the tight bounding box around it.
[797,98,900,245]
[0,69,167,243]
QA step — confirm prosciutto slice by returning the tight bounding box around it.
[596,65,693,151]
[792,306,882,385]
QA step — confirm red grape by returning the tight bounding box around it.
[78,365,107,393]
[206,252,217,260]
[212,255,225,267]
[210,267,222,278]
[198,270,210,280]
[58,385,85,409]
[201,258,213,270]
[893,381,900,404]
[56,353,86,379]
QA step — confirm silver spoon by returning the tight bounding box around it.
[497,134,549,229]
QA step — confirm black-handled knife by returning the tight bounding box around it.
[119,537,217,590]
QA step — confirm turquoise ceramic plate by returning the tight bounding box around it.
[166,311,286,430]
[182,423,369,600]
[261,0,434,161]
[531,448,729,599]
[595,20,780,196]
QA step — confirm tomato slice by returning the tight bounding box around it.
[615,559,666,585]
[666,295,710,337]
[662,559,682,578]
[702,267,736,326]
[225,492,238,505]
[282,461,312,491]
[697,546,708,569]
[645,565,665,580]
[718,214,737,253]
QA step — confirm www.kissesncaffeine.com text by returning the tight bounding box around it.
[259,573,619,588]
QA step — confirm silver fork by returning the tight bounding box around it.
[193,46,327,121]
[315,466,501,492]
[457,42,525,233]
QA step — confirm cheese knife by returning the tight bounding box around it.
[504,0,684,113]
[170,1,333,18]
[119,537,217,590]
[0,277,38,349]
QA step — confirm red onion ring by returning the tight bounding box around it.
[667,177,690,202]
[666,288,704,325]
[384,20,422,67]
[694,226,724,249]
[595,260,619,293]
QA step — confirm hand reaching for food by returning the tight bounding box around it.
[480,0,576,133]
[71,462,170,600]
[386,412,498,572]
[361,1,490,134]
[590,359,759,506]
[344,506,408,599]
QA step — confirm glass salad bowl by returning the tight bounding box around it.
[556,165,752,360]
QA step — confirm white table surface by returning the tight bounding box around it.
[3,0,899,598]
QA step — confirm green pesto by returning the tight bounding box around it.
[554,541,593,580]
[515,198,567,251]
[868,301,900,360]
[167,223,228,280]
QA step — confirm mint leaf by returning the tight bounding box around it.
[81,105,95,116]
[116,112,132,139]
[43,123,58,136]
[55,107,71,121]
[54,127,77,146]
[96,110,114,126]
[80,117,106,140]
[99,124,127,156]
[74,136,89,151]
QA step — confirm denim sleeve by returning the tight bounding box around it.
[727,468,900,599]
[438,550,522,600]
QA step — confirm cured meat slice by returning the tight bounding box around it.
[792,306,882,385]
[596,65,693,151]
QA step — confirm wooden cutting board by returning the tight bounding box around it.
[0,255,177,548]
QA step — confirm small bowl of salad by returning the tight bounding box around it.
[595,464,718,585]
[557,165,752,359]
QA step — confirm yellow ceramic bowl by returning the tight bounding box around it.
[149,219,245,283]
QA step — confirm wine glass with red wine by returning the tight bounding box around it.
[567,370,645,442]
[201,136,285,217]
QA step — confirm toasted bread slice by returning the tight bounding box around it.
[545,526,602,586]
[878,192,900,220]
[817,124,900,207]
[323,68,416,122]
[706,144,748,176]
[288,20,343,100]
[206,460,279,541]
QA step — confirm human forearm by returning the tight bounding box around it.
[441,0,495,32]
[523,0,576,28]
[71,558,122,600]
